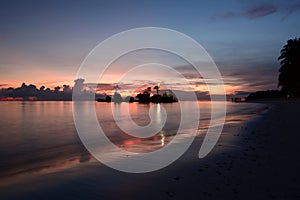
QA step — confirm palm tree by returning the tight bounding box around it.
[113,84,120,92]
[143,87,151,94]
[147,87,151,93]
[278,38,300,96]
[153,85,160,95]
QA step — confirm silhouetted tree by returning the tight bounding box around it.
[73,78,85,93]
[153,85,160,95]
[63,84,71,93]
[40,86,45,91]
[278,38,300,96]
[124,96,134,102]
[142,87,151,94]
[105,96,111,102]
[54,86,61,93]
[136,92,150,103]
[21,82,27,88]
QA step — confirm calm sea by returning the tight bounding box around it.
[0,101,266,184]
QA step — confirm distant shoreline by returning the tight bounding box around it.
[0,99,233,102]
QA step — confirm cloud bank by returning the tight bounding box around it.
[212,1,300,20]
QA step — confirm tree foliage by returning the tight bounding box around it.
[278,38,300,96]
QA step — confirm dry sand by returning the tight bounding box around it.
[1,99,300,199]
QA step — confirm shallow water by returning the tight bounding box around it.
[0,101,266,183]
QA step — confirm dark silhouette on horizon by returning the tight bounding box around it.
[1,80,178,102]
[112,85,123,103]
[153,85,160,95]
[135,87,151,103]
[0,79,105,101]
[136,86,177,103]
[97,85,178,103]
[278,38,300,97]
[4,38,299,102]
[0,82,73,101]
[246,90,283,101]
[97,84,134,103]
[246,38,300,101]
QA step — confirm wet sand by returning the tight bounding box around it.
[1,99,300,199]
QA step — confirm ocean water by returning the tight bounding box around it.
[0,101,266,184]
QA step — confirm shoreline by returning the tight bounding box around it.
[1,99,299,199]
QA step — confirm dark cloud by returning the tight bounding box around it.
[181,73,203,79]
[244,4,277,18]
[234,91,251,96]
[212,1,300,20]
[189,81,206,86]
[92,82,143,92]
[222,65,278,92]
[174,65,203,79]
[0,83,9,88]
[94,83,115,91]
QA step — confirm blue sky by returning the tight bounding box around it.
[0,0,299,94]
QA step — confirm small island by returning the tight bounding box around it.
[97,85,178,103]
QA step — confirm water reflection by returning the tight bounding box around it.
[160,131,165,147]
[0,146,92,186]
[156,103,162,123]
[0,101,267,185]
[98,102,178,153]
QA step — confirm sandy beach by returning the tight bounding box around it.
[1,99,300,200]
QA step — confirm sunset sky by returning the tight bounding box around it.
[1,0,300,95]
